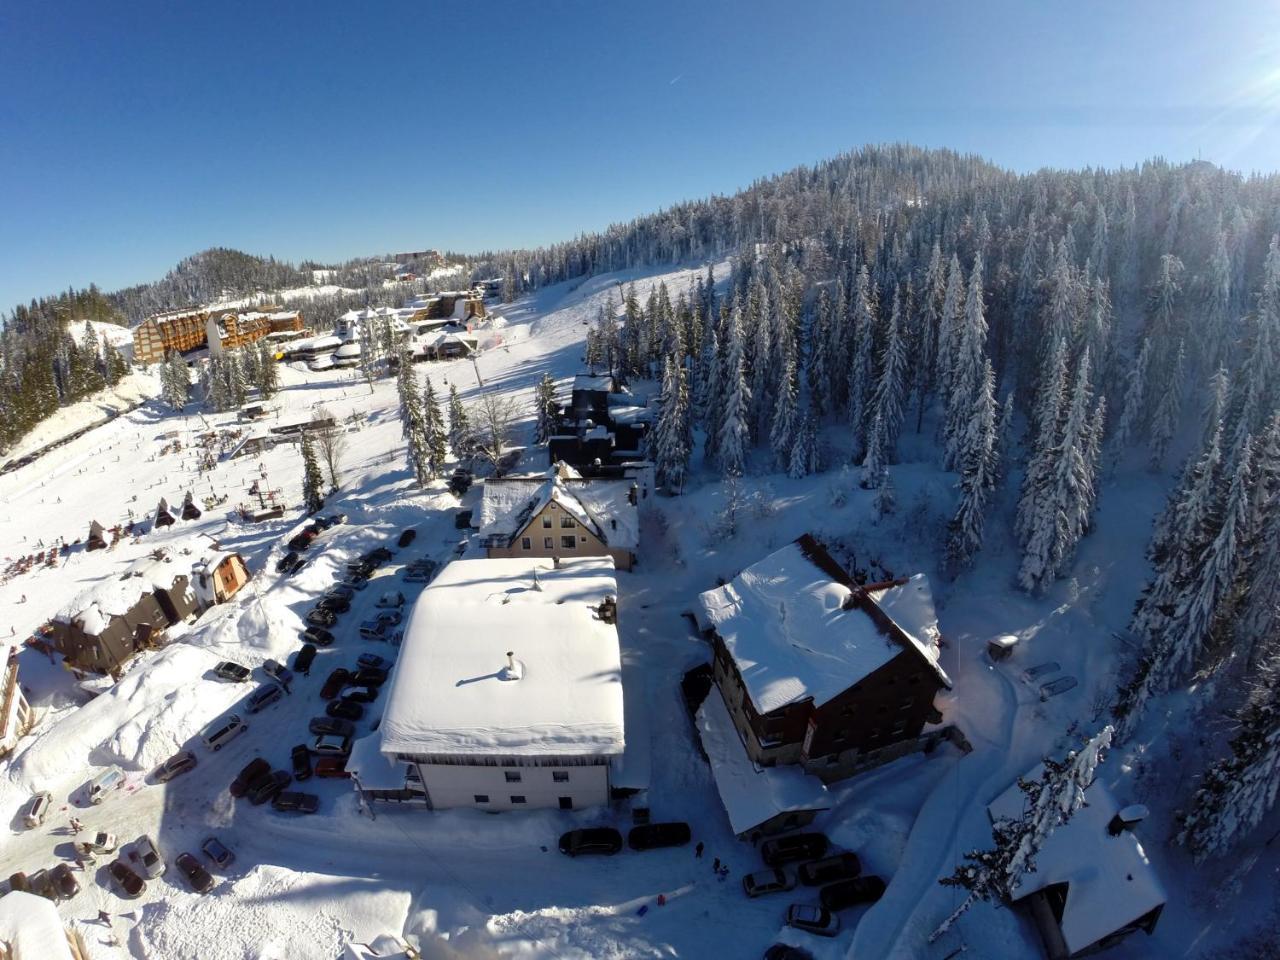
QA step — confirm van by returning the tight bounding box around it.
[87,768,125,805]
[200,714,247,752]
[23,791,52,828]
[245,684,283,714]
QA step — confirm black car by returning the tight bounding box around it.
[309,716,355,738]
[397,528,417,548]
[317,595,351,614]
[627,822,692,851]
[323,584,355,602]
[763,946,814,960]
[351,666,388,687]
[798,852,861,886]
[559,827,623,857]
[761,832,829,867]
[247,770,291,806]
[287,531,317,552]
[153,750,197,783]
[341,685,379,704]
[326,699,364,721]
[306,607,338,628]
[319,668,351,699]
[818,876,887,911]
[108,859,146,897]
[213,661,251,682]
[364,547,393,565]
[272,791,320,814]
[293,643,318,675]
[175,852,215,894]
[346,559,376,577]
[448,469,472,495]
[230,757,271,798]
[291,743,313,781]
[276,550,301,573]
[300,627,335,647]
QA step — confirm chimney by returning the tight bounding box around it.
[1108,804,1149,836]
[531,568,543,591]
[500,651,523,681]
[599,595,617,624]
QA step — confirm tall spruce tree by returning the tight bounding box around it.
[533,373,559,444]
[717,302,751,478]
[300,433,325,514]
[945,360,1000,575]
[423,376,448,478]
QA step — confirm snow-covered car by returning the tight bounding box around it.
[107,859,145,897]
[341,573,371,590]
[74,831,116,856]
[152,750,197,783]
[356,653,390,671]
[316,595,351,614]
[323,584,355,602]
[763,945,814,960]
[22,791,52,828]
[402,570,432,584]
[129,835,166,879]
[785,904,840,937]
[300,626,335,647]
[213,661,251,682]
[376,590,404,608]
[276,550,302,574]
[306,607,338,627]
[291,743,312,781]
[742,868,796,898]
[358,619,390,641]
[351,666,388,687]
[797,852,861,886]
[309,716,355,738]
[312,733,352,756]
[287,530,317,552]
[558,828,623,857]
[761,832,828,867]
[325,699,363,721]
[175,852,214,894]
[374,610,402,627]
[202,836,235,870]
[817,876,887,910]
[87,767,125,804]
[272,791,320,814]
[263,659,293,685]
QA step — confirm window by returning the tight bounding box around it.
[504,771,522,783]
[561,535,575,549]
[510,795,527,804]
[553,771,569,783]
[543,537,553,549]
[561,516,575,528]
[559,796,573,810]
[521,537,532,551]
[610,519,617,530]
[474,794,490,804]
[542,516,552,528]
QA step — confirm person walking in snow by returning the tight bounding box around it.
[718,865,729,882]
[694,841,704,859]
[97,910,111,925]
[712,857,720,873]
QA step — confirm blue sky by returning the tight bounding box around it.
[3,0,1280,312]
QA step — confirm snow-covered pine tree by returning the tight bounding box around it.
[1202,364,1231,448]
[447,383,473,460]
[859,410,886,489]
[870,287,909,463]
[700,323,723,465]
[1113,337,1152,452]
[1147,339,1186,471]
[162,351,189,411]
[932,727,1114,942]
[770,347,800,470]
[845,266,877,458]
[1178,654,1280,860]
[943,255,989,470]
[1015,337,1068,545]
[717,302,751,478]
[934,254,966,417]
[788,401,820,479]
[653,356,692,493]
[257,341,278,398]
[945,359,999,575]
[914,242,946,431]
[1237,414,1280,668]
[807,289,832,417]
[101,336,128,386]
[300,433,325,514]
[533,372,558,444]
[871,463,896,518]
[423,376,448,478]
[995,391,1015,486]
[394,346,419,440]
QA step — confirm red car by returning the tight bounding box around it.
[319,668,351,699]
[229,758,270,798]
[314,757,350,779]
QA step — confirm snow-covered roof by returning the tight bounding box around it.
[334,342,362,359]
[0,891,76,960]
[693,538,949,715]
[696,686,829,836]
[868,574,952,687]
[989,767,1167,956]
[269,310,300,321]
[348,733,407,790]
[55,554,187,634]
[478,471,638,550]
[291,334,341,352]
[573,374,616,393]
[379,557,624,758]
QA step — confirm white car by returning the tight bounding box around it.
[22,791,52,829]
[376,591,404,608]
[130,834,166,879]
[785,903,840,938]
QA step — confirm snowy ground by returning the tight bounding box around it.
[0,263,1270,959]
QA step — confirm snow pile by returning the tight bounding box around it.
[186,592,300,659]
[131,864,412,960]
[0,890,77,960]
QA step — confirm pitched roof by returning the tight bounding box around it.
[478,469,638,551]
[693,536,950,715]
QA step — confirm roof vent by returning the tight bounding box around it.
[1108,804,1149,835]
[499,651,524,681]
[598,595,617,624]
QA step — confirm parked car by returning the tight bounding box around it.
[22,790,52,828]
[356,653,390,671]
[27,868,55,900]
[285,556,311,577]
[325,512,348,526]
[300,627,335,647]
[130,834,166,878]
[763,947,813,960]
[153,750,197,783]
[175,851,215,894]
[107,859,145,897]
[798,852,861,886]
[323,584,355,602]
[213,661,251,682]
[263,659,294,685]
[351,666,389,687]
[87,767,125,804]
[785,903,840,937]
[376,590,405,608]
[341,685,379,704]
[293,643,318,674]
[319,668,351,699]
[202,714,248,753]
[342,572,372,590]
[201,836,235,870]
[397,528,417,548]
[306,608,338,628]
[313,733,352,756]
[276,550,301,573]
[245,684,284,714]
[86,831,117,854]
[287,530,316,552]
[7,872,28,893]
[248,770,291,806]
[365,547,393,564]
[326,699,363,721]
[818,876,887,911]
[314,757,350,778]
[50,862,80,899]
[291,743,313,781]
[359,619,390,641]
[229,757,271,797]
[402,569,432,584]
[761,832,829,867]
[448,469,472,495]
[317,595,351,614]
[374,610,402,627]
[272,791,320,814]
[345,557,376,576]
[627,822,692,851]
[559,827,623,857]
[309,716,355,738]
[742,868,797,898]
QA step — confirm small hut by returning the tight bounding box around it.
[154,497,177,528]
[181,491,202,521]
[86,520,108,551]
